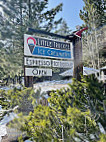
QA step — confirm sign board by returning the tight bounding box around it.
[52,60,73,68]
[24,57,73,68]
[24,57,51,67]
[24,34,73,59]
[25,68,52,76]
[24,34,74,78]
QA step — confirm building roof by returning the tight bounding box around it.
[100,66,106,70]
[60,67,99,77]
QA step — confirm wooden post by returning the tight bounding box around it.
[24,66,33,88]
[72,27,88,81]
[24,76,33,87]
[73,36,83,81]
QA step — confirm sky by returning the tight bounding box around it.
[48,0,84,31]
[0,0,85,31]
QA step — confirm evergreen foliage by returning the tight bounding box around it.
[80,0,106,29]
[0,87,45,120]
[79,0,106,68]
[55,20,71,36]
[98,134,106,142]
[0,0,63,80]
[6,75,105,142]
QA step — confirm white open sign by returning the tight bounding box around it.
[25,68,52,76]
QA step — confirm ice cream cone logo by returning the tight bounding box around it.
[27,37,36,54]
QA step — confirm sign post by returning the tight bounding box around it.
[73,37,83,80]
[73,27,88,80]
[24,27,87,87]
[24,33,73,87]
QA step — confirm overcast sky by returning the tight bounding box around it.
[48,0,84,30]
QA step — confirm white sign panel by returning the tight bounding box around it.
[24,57,73,69]
[24,57,51,67]
[24,34,73,59]
[25,68,52,76]
[52,60,73,68]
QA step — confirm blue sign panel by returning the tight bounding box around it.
[32,46,71,59]
[24,34,73,59]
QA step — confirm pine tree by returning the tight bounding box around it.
[7,75,105,141]
[0,75,105,141]
[55,20,71,35]
[0,0,63,80]
[79,0,106,68]
[98,134,106,142]
[0,87,44,120]
[80,0,105,29]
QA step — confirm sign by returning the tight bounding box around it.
[52,60,73,68]
[24,34,74,78]
[24,57,51,67]
[32,46,71,59]
[25,68,52,76]
[24,57,73,68]
[24,34,73,59]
